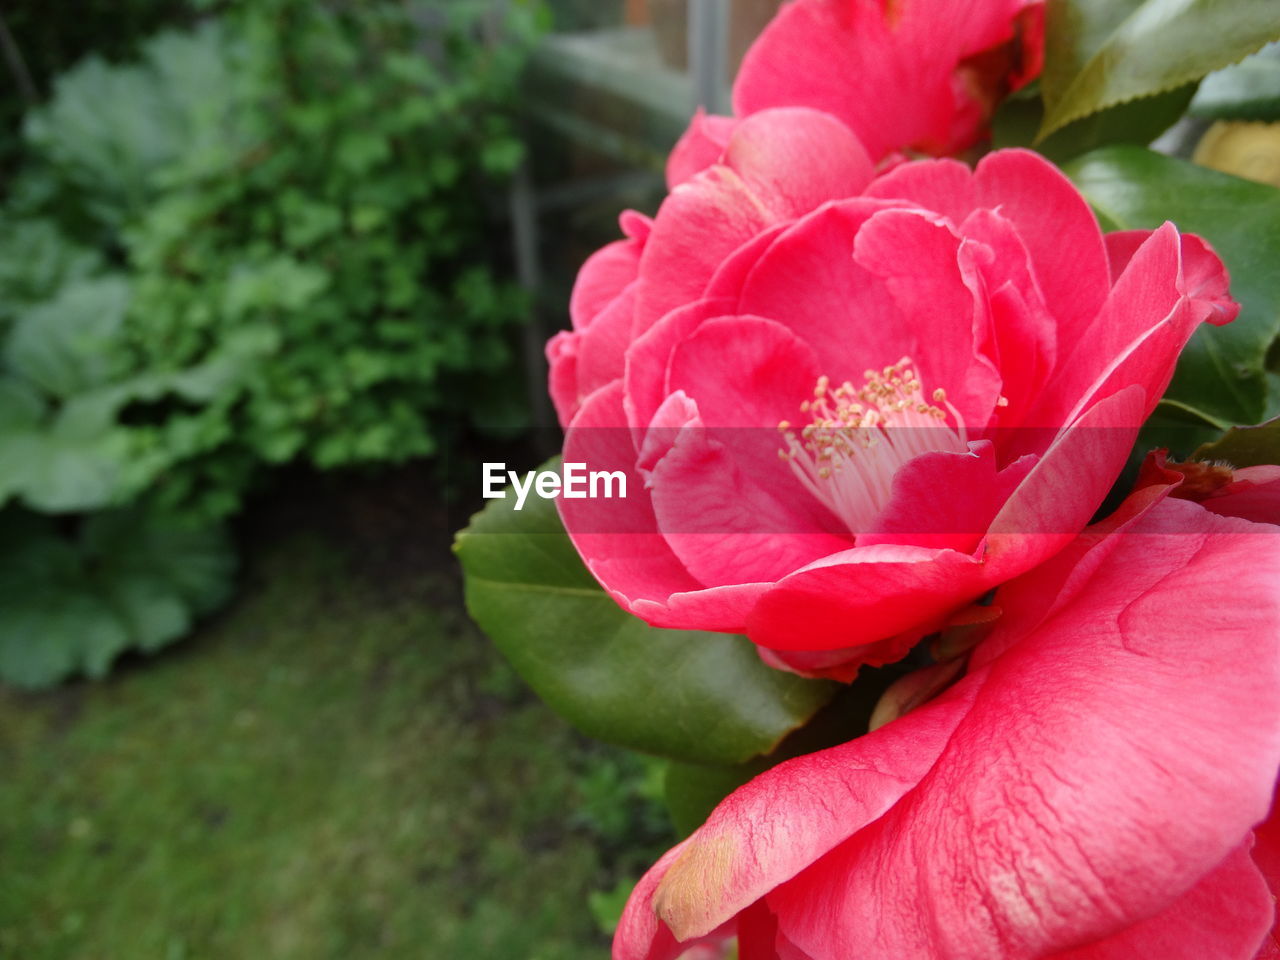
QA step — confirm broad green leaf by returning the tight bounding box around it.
[4,276,131,398]
[1191,44,1280,121]
[0,507,236,689]
[1064,146,1280,426]
[24,22,258,226]
[1192,415,1280,467]
[0,386,133,513]
[1040,0,1280,138]
[993,82,1195,162]
[0,219,104,322]
[454,461,836,766]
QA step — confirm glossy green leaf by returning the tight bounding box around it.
[453,461,836,766]
[994,82,1195,161]
[0,507,236,688]
[1191,45,1280,121]
[1040,0,1280,138]
[1193,415,1280,467]
[1064,146,1280,426]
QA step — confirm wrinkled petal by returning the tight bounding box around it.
[1049,844,1274,960]
[622,694,974,946]
[769,501,1280,959]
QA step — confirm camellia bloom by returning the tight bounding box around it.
[550,108,1238,677]
[613,495,1280,960]
[735,0,1045,160]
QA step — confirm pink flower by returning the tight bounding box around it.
[613,495,1280,960]
[735,0,1045,160]
[551,109,1238,677]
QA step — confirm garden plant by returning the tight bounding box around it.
[0,0,542,687]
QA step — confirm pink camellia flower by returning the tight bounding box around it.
[613,495,1280,960]
[550,108,1238,678]
[734,0,1045,160]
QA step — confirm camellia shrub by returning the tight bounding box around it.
[0,0,543,687]
[458,0,1280,956]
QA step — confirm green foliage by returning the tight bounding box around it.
[0,0,190,178]
[1064,147,1280,429]
[1190,44,1280,122]
[0,506,235,688]
[453,461,837,766]
[0,1,541,686]
[1039,0,1280,139]
[993,81,1195,163]
[1194,415,1280,468]
[6,2,538,522]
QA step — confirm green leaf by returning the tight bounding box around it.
[1190,44,1280,121]
[0,384,135,513]
[993,83,1195,162]
[1064,146,1280,426]
[1192,415,1280,467]
[0,219,105,322]
[453,461,836,765]
[1040,0,1280,138]
[4,277,131,398]
[0,507,236,689]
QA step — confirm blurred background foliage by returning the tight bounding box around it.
[0,3,682,955]
[0,0,542,686]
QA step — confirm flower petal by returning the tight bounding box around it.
[635,108,874,336]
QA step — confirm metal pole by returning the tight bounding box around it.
[688,0,729,114]
[509,157,555,447]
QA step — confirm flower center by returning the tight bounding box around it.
[778,358,968,533]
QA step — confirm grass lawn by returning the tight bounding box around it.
[0,479,670,959]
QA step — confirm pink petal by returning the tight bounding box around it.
[850,206,1002,426]
[569,282,637,418]
[1048,844,1274,960]
[1205,466,1280,525]
[746,541,988,661]
[634,108,874,336]
[724,199,922,380]
[1252,795,1280,958]
[623,297,737,434]
[647,317,851,583]
[956,207,1058,422]
[616,501,1280,959]
[560,381,703,610]
[546,329,581,427]
[769,500,1280,958]
[632,693,975,942]
[867,150,1109,350]
[667,110,738,189]
[1037,224,1229,429]
[571,214,649,331]
[734,0,1042,159]
[859,440,1037,552]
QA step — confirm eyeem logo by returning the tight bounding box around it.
[483,462,627,511]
